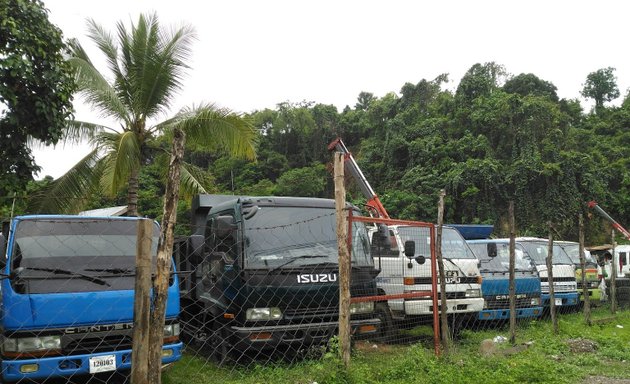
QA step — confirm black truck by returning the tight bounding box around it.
[174,195,381,362]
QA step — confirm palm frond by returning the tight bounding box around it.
[67,39,130,123]
[179,162,211,199]
[28,149,104,213]
[158,103,258,160]
[95,131,141,195]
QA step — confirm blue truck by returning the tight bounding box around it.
[0,215,182,382]
[466,240,543,321]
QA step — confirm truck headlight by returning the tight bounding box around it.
[349,301,374,315]
[590,281,599,288]
[530,297,541,306]
[246,307,283,321]
[163,323,181,337]
[465,289,481,298]
[3,335,61,356]
[163,323,181,343]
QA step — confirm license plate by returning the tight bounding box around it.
[89,355,116,374]
[555,298,563,306]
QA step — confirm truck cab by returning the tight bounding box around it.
[371,225,484,324]
[0,215,182,382]
[175,195,381,362]
[513,237,579,309]
[555,241,600,302]
[466,240,543,321]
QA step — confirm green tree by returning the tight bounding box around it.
[581,67,620,115]
[0,0,76,196]
[34,13,256,215]
[274,164,327,197]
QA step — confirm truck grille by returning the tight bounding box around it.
[484,295,536,309]
[63,335,133,355]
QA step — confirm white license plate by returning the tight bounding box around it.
[89,355,116,374]
[555,298,563,306]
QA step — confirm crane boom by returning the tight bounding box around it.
[328,138,390,219]
[588,200,630,240]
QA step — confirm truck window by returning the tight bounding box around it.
[468,242,534,272]
[519,242,573,266]
[11,218,159,293]
[243,206,373,269]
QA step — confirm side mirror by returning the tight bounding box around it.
[374,224,391,248]
[213,216,237,238]
[487,243,497,258]
[189,234,205,258]
[404,240,416,258]
[243,205,259,220]
[415,255,426,265]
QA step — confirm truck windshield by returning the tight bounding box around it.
[397,226,477,259]
[468,242,535,272]
[558,243,596,265]
[11,218,159,293]
[244,207,372,269]
[519,242,573,266]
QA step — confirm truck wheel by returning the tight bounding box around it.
[374,302,395,343]
[617,286,630,309]
[210,321,230,365]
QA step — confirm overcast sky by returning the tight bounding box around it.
[33,0,630,179]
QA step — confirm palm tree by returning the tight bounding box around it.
[34,13,257,216]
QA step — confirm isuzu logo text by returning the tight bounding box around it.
[297,273,338,284]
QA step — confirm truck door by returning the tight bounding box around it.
[371,227,404,312]
[397,226,434,295]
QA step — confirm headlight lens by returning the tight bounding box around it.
[163,323,181,337]
[246,307,283,321]
[349,301,374,315]
[465,289,481,298]
[530,297,541,306]
[350,301,374,315]
[3,335,61,354]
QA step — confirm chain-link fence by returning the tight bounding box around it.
[1,196,630,384]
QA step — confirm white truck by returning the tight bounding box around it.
[513,237,579,309]
[371,224,484,327]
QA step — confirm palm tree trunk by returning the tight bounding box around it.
[127,167,140,217]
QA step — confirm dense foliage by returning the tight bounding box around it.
[0,0,75,197]
[195,63,630,242]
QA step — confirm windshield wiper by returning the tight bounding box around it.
[269,255,326,273]
[15,267,111,286]
[84,268,134,275]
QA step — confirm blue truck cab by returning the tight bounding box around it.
[466,240,543,321]
[0,215,182,382]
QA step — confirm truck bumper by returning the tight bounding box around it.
[2,342,183,382]
[541,292,579,307]
[403,297,484,315]
[579,288,601,301]
[477,306,543,321]
[229,318,380,352]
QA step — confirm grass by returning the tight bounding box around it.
[163,306,630,384]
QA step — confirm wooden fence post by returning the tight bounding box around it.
[436,189,450,353]
[611,230,617,314]
[579,213,591,325]
[508,201,516,344]
[132,219,153,384]
[148,128,185,384]
[334,152,351,368]
[547,223,558,334]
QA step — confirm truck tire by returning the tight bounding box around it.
[617,286,630,309]
[210,321,230,365]
[374,302,395,343]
